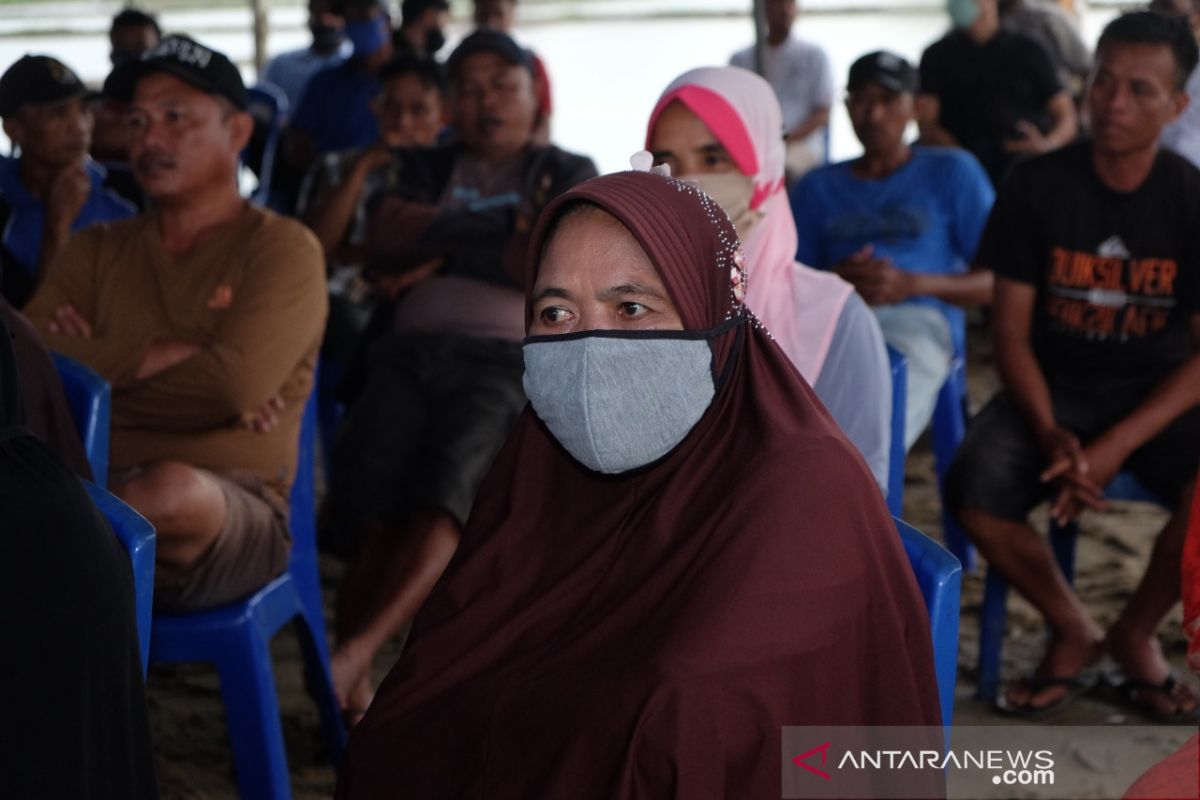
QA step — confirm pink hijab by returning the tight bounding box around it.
[647,66,853,381]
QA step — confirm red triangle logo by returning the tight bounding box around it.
[791,741,832,781]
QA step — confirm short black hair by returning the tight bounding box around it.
[110,7,160,36]
[378,56,448,96]
[330,0,384,15]
[1098,10,1199,90]
[400,0,449,25]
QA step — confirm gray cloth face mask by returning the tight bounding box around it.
[522,331,720,475]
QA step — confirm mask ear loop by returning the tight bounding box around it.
[708,313,746,393]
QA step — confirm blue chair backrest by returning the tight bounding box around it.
[51,352,111,485]
[83,480,155,676]
[895,517,961,731]
[243,84,288,207]
[886,346,907,517]
[287,380,322,621]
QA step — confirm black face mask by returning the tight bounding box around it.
[110,49,143,67]
[424,27,446,55]
[311,24,344,52]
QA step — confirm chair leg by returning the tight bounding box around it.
[976,568,1009,701]
[294,611,349,760]
[215,629,293,800]
[932,363,973,570]
[975,522,1080,702]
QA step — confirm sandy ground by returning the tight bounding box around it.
[142,323,1193,798]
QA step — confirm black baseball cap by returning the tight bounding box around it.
[446,29,534,78]
[0,55,95,118]
[103,35,247,110]
[847,51,919,94]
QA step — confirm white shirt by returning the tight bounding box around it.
[1161,64,1200,170]
[731,35,833,160]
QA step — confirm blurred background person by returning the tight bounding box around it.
[262,0,351,115]
[393,0,450,61]
[0,54,136,308]
[917,0,1078,185]
[730,0,833,182]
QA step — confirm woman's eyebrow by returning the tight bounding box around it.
[530,287,570,303]
[600,282,665,300]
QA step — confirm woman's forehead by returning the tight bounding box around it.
[537,210,661,287]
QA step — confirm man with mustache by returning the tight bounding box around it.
[946,11,1200,721]
[0,55,137,308]
[25,36,328,614]
[325,29,595,725]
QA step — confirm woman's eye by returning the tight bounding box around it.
[539,306,572,324]
[704,154,729,168]
[619,302,648,318]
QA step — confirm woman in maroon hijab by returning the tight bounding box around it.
[337,171,941,797]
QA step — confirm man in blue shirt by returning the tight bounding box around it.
[261,0,352,114]
[790,51,995,449]
[0,55,137,308]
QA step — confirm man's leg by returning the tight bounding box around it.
[873,304,954,451]
[112,460,227,577]
[959,507,1104,707]
[945,393,1103,709]
[329,335,526,722]
[331,508,461,717]
[1106,479,1199,718]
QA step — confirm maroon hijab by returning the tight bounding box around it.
[338,172,940,798]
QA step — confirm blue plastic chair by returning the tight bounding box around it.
[148,389,347,798]
[51,352,111,485]
[931,332,972,570]
[896,517,962,731]
[82,479,155,676]
[886,346,907,517]
[243,84,288,207]
[975,473,1169,700]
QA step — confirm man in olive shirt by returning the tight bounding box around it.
[27,37,328,611]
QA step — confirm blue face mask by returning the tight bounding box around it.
[947,0,980,28]
[345,15,388,58]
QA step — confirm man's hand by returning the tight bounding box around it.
[1003,120,1052,155]
[355,141,395,176]
[135,339,202,380]
[834,244,917,305]
[45,163,91,234]
[1045,432,1130,524]
[47,304,92,337]
[240,394,285,433]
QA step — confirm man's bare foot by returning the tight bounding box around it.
[1107,624,1200,721]
[344,673,375,728]
[330,638,372,714]
[1003,624,1104,712]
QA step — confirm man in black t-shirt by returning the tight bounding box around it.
[917,0,1078,185]
[946,12,1200,721]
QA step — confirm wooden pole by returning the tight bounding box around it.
[251,0,268,75]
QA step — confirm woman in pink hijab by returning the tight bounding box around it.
[647,65,892,491]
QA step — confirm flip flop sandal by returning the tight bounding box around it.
[995,673,1097,720]
[1107,673,1200,724]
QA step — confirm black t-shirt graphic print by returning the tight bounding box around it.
[976,142,1200,392]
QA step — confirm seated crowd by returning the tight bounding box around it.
[2,0,1198,795]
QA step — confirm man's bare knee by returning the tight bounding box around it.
[114,461,223,534]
